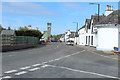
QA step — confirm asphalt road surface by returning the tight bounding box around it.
[2,43,119,79]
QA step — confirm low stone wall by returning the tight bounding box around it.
[1,44,38,52]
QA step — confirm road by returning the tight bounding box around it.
[2,43,118,79]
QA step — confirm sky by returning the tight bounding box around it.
[1,1,119,35]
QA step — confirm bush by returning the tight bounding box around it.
[15,29,43,39]
[113,47,118,49]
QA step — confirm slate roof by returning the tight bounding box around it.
[60,34,65,38]
[1,30,15,35]
[97,10,120,24]
[78,25,85,31]
[85,19,91,29]
[91,15,105,25]
[68,32,75,38]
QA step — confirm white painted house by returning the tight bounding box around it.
[64,30,75,42]
[95,10,120,50]
[77,5,120,51]
[78,15,105,47]
[78,25,86,45]
[60,34,65,42]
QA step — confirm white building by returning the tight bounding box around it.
[77,5,120,51]
[60,34,65,42]
[95,10,120,50]
[64,30,75,42]
[78,15,105,47]
[78,25,86,45]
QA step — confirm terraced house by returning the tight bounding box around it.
[77,5,120,51]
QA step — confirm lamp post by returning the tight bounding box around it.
[73,22,78,33]
[73,22,79,45]
[89,3,100,22]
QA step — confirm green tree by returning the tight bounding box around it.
[16,26,43,39]
[8,27,11,30]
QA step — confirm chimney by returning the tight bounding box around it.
[105,5,113,16]
[106,5,113,11]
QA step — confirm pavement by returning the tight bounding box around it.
[1,42,119,79]
[76,45,118,60]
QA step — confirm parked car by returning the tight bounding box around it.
[45,40,51,43]
[59,40,62,43]
[39,40,45,44]
[66,40,74,46]
[51,40,58,42]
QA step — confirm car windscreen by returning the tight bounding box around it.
[67,40,74,42]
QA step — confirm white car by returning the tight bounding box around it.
[66,40,74,46]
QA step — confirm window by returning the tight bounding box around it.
[91,36,93,45]
[86,36,87,44]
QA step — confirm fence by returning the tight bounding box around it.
[0,35,39,46]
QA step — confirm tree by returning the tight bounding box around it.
[19,26,29,31]
[8,27,11,30]
[16,26,43,39]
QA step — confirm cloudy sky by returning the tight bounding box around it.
[1,1,119,35]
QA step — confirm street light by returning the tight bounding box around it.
[89,3,100,22]
[73,22,78,32]
[73,22,79,45]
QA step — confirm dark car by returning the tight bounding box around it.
[51,40,58,42]
[39,40,45,44]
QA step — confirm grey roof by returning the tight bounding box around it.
[1,30,15,35]
[85,19,91,29]
[91,15,105,25]
[69,32,75,38]
[60,34,65,38]
[97,10,120,24]
[79,25,85,30]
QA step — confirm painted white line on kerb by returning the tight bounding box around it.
[28,67,40,71]
[15,71,27,75]
[20,66,31,70]
[48,65,119,79]
[2,76,11,78]
[32,64,41,67]
[4,70,17,74]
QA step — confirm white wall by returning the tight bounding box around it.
[97,26,118,50]
[105,11,113,16]
[60,37,65,42]
[118,26,120,51]
[78,28,86,45]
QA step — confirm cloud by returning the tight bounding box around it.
[2,2,58,16]
[62,3,81,10]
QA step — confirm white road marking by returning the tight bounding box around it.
[41,65,49,68]
[48,50,85,63]
[41,62,48,64]
[28,67,40,71]
[48,60,54,62]
[54,45,59,49]
[9,55,13,57]
[15,71,27,75]
[3,50,85,76]
[2,76,11,78]
[20,66,31,70]
[47,50,85,64]
[32,64,41,67]
[4,70,17,74]
[48,65,119,79]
